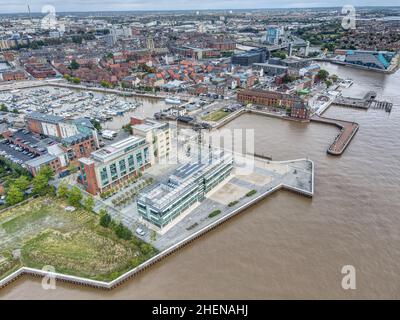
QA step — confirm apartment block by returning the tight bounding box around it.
[131,117,171,164]
[79,136,150,195]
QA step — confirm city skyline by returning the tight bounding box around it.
[1,0,400,14]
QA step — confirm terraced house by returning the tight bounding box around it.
[78,136,150,195]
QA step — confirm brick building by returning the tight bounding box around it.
[1,70,27,81]
[237,89,310,119]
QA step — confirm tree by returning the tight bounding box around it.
[72,77,81,84]
[68,186,83,207]
[115,222,132,240]
[122,123,132,134]
[57,182,69,199]
[317,69,329,81]
[38,166,54,181]
[100,80,112,88]
[69,60,80,70]
[282,74,296,84]
[32,172,50,195]
[323,42,336,52]
[272,50,287,59]
[325,80,333,88]
[140,242,154,256]
[90,119,102,131]
[32,166,54,195]
[72,36,83,44]
[6,185,24,205]
[0,104,8,112]
[99,209,111,228]
[83,195,95,212]
[13,176,30,192]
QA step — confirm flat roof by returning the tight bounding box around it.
[91,135,145,163]
[138,148,232,210]
[26,111,64,124]
[79,157,95,166]
[133,119,169,133]
[25,153,56,168]
[253,63,288,69]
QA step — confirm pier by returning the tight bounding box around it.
[311,115,359,155]
[369,100,393,112]
[333,91,376,109]
[333,91,392,112]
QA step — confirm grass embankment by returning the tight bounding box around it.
[202,110,230,122]
[0,197,157,282]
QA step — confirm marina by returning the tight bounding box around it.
[0,86,169,130]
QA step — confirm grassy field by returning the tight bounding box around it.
[202,110,230,122]
[0,197,157,281]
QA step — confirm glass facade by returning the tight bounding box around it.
[100,167,109,186]
[119,159,127,176]
[136,152,143,167]
[144,147,149,163]
[96,148,147,190]
[138,157,234,228]
[110,163,118,181]
[128,154,135,172]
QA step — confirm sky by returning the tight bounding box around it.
[0,0,399,14]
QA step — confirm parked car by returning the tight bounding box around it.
[135,228,146,236]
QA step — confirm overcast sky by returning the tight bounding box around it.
[0,0,399,14]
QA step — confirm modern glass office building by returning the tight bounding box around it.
[137,150,233,228]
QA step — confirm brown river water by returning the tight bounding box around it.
[1,63,400,299]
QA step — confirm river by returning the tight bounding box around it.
[1,63,400,299]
